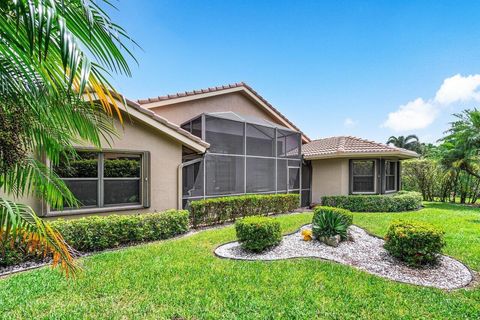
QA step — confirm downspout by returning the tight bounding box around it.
[177,163,184,210]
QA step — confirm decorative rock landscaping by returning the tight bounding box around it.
[215,224,473,290]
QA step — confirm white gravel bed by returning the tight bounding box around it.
[215,224,473,290]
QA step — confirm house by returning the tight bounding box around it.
[302,136,419,203]
[11,82,417,217]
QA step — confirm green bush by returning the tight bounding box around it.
[384,220,445,267]
[189,194,300,227]
[51,210,189,252]
[0,244,44,268]
[0,210,190,268]
[235,216,282,252]
[321,191,422,212]
[312,206,353,240]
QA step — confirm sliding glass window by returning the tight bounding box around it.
[54,151,146,212]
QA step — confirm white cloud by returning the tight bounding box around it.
[382,74,480,132]
[382,98,438,132]
[343,117,357,128]
[435,74,480,104]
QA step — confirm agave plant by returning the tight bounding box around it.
[312,209,350,240]
[0,0,137,276]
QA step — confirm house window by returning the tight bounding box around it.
[54,151,147,211]
[351,160,376,193]
[385,160,397,192]
[103,153,142,206]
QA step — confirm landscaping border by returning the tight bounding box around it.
[214,223,476,291]
[0,209,311,278]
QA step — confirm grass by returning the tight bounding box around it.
[0,203,479,319]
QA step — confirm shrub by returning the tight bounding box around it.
[235,216,282,252]
[384,220,445,267]
[321,191,422,212]
[51,210,189,252]
[312,206,353,240]
[0,244,44,268]
[1,210,190,268]
[189,194,299,227]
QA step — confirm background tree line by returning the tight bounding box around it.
[388,110,480,204]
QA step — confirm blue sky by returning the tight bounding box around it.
[109,1,480,143]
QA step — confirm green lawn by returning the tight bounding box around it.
[0,203,479,319]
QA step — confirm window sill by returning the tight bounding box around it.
[351,192,377,195]
[384,190,398,194]
[47,204,144,217]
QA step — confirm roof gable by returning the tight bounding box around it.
[96,94,209,153]
[136,82,310,143]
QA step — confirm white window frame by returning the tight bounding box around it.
[385,160,398,193]
[351,160,377,194]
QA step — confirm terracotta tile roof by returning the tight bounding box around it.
[302,136,418,159]
[122,97,210,149]
[136,82,310,142]
[136,82,246,104]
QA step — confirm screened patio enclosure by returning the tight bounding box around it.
[181,112,311,208]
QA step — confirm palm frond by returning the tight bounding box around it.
[0,0,136,277]
[0,0,139,120]
[0,198,79,277]
[1,157,78,209]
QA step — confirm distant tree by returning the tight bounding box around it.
[386,135,420,152]
[441,109,480,180]
[419,143,439,158]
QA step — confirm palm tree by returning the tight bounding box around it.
[0,0,136,276]
[386,135,420,152]
[440,109,480,180]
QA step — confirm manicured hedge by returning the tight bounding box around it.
[0,210,189,268]
[312,206,353,240]
[384,220,445,267]
[235,216,282,252]
[321,191,422,212]
[51,210,189,252]
[189,194,300,227]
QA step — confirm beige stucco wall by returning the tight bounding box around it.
[311,158,350,203]
[87,116,183,215]
[2,115,184,219]
[150,92,285,126]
